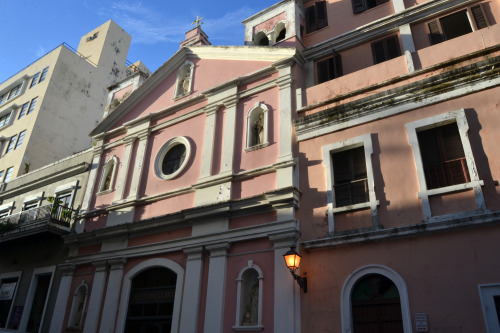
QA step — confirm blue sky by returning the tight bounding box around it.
[0,0,278,83]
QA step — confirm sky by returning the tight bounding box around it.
[0,0,279,83]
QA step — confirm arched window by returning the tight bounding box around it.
[125,267,178,333]
[274,22,287,43]
[246,103,269,150]
[67,281,88,329]
[234,261,263,330]
[174,61,194,98]
[254,31,269,46]
[341,265,412,333]
[98,156,117,193]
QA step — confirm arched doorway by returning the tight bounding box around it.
[125,267,177,333]
[351,274,403,333]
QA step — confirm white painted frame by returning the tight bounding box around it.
[173,61,194,99]
[322,133,379,233]
[54,180,78,209]
[0,201,14,216]
[233,260,264,331]
[0,270,23,329]
[478,283,500,333]
[116,258,185,333]
[406,109,486,221]
[67,281,89,329]
[19,265,56,333]
[245,102,269,151]
[154,136,192,180]
[341,265,413,333]
[272,20,287,44]
[97,155,117,194]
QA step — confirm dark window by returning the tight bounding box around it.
[30,72,41,88]
[18,102,30,119]
[5,134,17,154]
[39,67,49,83]
[371,35,401,64]
[352,274,403,333]
[276,28,286,43]
[352,0,389,14]
[417,122,469,190]
[0,277,19,327]
[0,93,7,105]
[0,113,10,127]
[427,6,488,45]
[26,274,52,333]
[125,267,177,333]
[162,144,187,175]
[494,295,500,327]
[317,52,343,84]
[306,1,328,34]
[14,130,26,150]
[27,97,38,115]
[332,146,369,207]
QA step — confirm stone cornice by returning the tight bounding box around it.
[295,53,500,141]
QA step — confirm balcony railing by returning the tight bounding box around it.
[0,203,76,234]
[424,157,470,190]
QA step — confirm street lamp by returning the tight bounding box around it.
[283,246,307,293]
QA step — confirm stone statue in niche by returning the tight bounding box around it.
[181,69,191,95]
[243,281,259,326]
[253,114,264,145]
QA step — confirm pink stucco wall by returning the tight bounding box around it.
[232,173,277,201]
[298,86,500,239]
[112,84,134,100]
[253,12,287,34]
[112,58,273,130]
[133,193,196,221]
[303,0,395,48]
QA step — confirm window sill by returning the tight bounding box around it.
[172,92,192,101]
[418,180,484,198]
[245,142,269,152]
[331,200,379,214]
[96,189,113,196]
[233,325,264,332]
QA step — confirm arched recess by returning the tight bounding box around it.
[98,156,117,193]
[341,265,412,333]
[116,258,185,333]
[67,281,88,329]
[254,31,269,46]
[273,21,287,43]
[246,102,269,149]
[233,261,264,330]
[174,61,194,98]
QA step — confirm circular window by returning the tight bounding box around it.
[154,136,191,180]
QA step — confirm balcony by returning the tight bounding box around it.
[0,204,76,245]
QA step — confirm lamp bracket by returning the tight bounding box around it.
[290,270,307,293]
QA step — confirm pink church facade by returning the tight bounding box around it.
[46,0,500,332]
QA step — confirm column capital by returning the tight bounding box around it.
[58,263,76,276]
[123,135,138,145]
[268,230,299,249]
[92,260,108,272]
[183,246,205,260]
[206,242,230,257]
[222,96,239,109]
[109,258,127,271]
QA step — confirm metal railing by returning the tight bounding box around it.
[424,157,469,189]
[0,204,76,231]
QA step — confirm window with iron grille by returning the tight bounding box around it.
[427,5,489,45]
[332,146,369,207]
[417,122,469,190]
[306,1,328,34]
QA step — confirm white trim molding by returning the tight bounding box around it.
[341,265,412,333]
[478,283,500,333]
[154,136,192,180]
[322,133,379,233]
[406,109,487,222]
[115,258,185,333]
[97,155,118,194]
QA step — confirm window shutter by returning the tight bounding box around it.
[428,20,444,45]
[386,36,401,59]
[317,59,330,84]
[470,5,488,30]
[334,52,343,78]
[352,0,366,14]
[316,1,328,30]
[371,41,385,64]
[306,6,316,33]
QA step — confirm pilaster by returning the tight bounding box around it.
[220,97,239,176]
[276,64,294,163]
[179,246,205,333]
[114,136,136,202]
[127,129,150,200]
[50,264,76,332]
[83,261,108,333]
[203,243,230,333]
[200,105,219,179]
[99,258,127,333]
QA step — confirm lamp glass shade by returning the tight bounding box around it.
[283,248,301,271]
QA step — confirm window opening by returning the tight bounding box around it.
[417,122,469,190]
[352,0,389,14]
[125,267,177,333]
[276,28,286,42]
[306,1,328,33]
[18,102,29,119]
[0,277,19,329]
[5,135,17,154]
[38,67,49,83]
[317,53,343,84]
[26,274,51,333]
[162,145,186,176]
[371,35,401,64]
[332,146,369,207]
[30,72,40,88]
[0,113,11,127]
[27,97,38,115]
[254,32,269,46]
[3,167,13,182]
[14,130,26,150]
